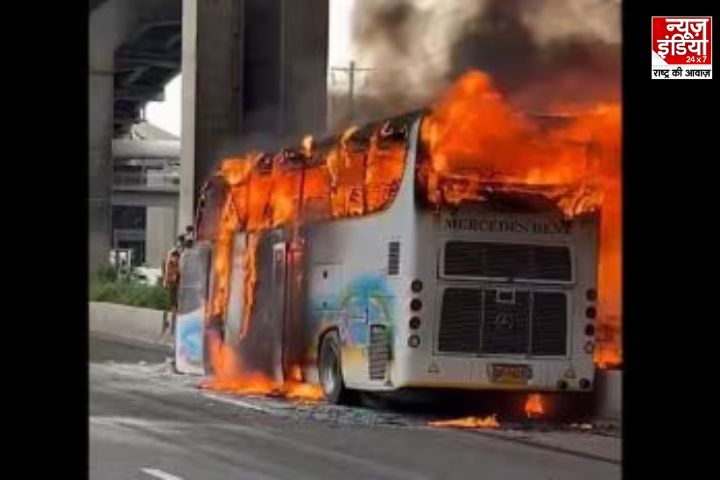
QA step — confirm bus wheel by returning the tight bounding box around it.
[319,331,351,405]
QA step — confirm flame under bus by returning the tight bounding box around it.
[182,111,600,400]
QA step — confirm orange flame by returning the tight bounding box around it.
[201,69,621,403]
[420,70,621,367]
[524,394,545,418]
[202,332,323,401]
[201,119,408,400]
[285,381,324,401]
[209,194,239,318]
[428,415,501,429]
[302,135,314,157]
[288,364,303,382]
[204,154,325,401]
[213,122,405,235]
[238,232,259,341]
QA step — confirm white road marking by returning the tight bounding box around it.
[90,415,177,431]
[202,392,272,413]
[141,467,185,480]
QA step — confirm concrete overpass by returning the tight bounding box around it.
[177,0,329,231]
[90,0,182,276]
[111,139,180,211]
[109,136,180,267]
[112,185,178,209]
[89,0,329,276]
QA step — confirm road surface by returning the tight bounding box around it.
[89,334,621,480]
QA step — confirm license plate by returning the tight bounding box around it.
[489,364,531,385]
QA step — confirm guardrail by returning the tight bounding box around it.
[89,302,173,347]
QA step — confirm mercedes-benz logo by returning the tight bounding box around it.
[495,312,515,329]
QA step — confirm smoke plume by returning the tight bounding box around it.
[348,0,620,119]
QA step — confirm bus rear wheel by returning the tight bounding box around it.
[319,331,353,405]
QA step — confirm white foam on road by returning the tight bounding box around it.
[141,467,185,480]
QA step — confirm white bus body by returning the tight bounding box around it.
[301,120,599,393]
[185,114,600,398]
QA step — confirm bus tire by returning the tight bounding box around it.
[319,331,352,405]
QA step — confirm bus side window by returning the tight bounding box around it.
[365,135,405,214]
[302,164,332,222]
[330,148,366,217]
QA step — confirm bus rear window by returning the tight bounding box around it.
[443,241,572,282]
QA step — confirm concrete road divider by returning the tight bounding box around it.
[89,302,174,346]
[594,369,622,424]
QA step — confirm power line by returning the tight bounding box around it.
[329,61,376,121]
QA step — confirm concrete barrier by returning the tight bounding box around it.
[594,369,622,423]
[89,302,173,346]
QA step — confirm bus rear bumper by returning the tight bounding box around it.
[390,352,596,393]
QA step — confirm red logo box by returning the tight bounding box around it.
[652,16,712,79]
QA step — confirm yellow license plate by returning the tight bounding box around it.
[490,364,531,385]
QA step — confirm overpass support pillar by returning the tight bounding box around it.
[179,0,242,232]
[89,0,140,278]
[146,206,178,268]
[179,0,329,230]
[89,72,113,278]
[89,4,118,278]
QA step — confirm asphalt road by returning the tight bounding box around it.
[89,335,621,480]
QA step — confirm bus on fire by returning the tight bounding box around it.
[176,110,600,404]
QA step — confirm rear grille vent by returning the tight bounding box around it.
[438,289,483,354]
[530,292,567,355]
[387,241,400,276]
[438,288,567,356]
[369,325,389,380]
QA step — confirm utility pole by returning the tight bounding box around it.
[348,60,355,120]
[330,61,374,123]
[278,0,286,136]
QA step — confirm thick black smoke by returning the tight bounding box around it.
[352,0,432,58]
[447,0,620,108]
[348,0,620,119]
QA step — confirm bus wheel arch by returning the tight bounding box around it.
[317,328,355,405]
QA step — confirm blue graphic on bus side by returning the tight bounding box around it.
[309,274,396,349]
[177,310,203,366]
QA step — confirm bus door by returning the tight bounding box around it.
[271,242,288,384]
[225,232,247,344]
[284,240,307,380]
[176,245,211,375]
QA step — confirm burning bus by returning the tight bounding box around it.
[176,71,615,404]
